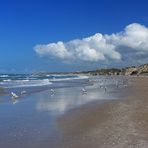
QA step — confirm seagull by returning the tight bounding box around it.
[11,92,19,98]
[50,89,55,95]
[21,90,26,95]
[123,84,128,88]
[81,87,87,94]
[100,84,103,88]
[11,92,19,104]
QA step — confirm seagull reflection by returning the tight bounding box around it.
[11,98,19,104]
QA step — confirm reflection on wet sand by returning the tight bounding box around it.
[0,87,5,96]
[36,84,120,114]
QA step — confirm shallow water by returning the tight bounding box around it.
[0,76,128,148]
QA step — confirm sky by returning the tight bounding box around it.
[0,0,148,73]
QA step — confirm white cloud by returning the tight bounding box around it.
[107,23,148,51]
[34,23,148,66]
[34,41,73,60]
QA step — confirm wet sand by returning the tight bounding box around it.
[57,77,148,148]
[0,87,4,95]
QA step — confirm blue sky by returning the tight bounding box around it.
[0,0,148,73]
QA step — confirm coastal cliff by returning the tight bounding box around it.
[124,64,148,76]
[76,64,148,76]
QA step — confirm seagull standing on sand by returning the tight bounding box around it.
[81,87,87,94]
[21,90,26,95]
[11,92,19,104]
[50,89,55,95]
[11,92,19,98]
[100,84,103,88]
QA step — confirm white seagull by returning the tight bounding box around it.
[11,92,19,98]
[81,87,87,94]
[21,90,26,95]
[50,89,55,95]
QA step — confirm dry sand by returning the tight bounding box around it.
[57,77,148,148]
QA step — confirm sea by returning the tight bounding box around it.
[0,73,128,99]
[0,74,89,95]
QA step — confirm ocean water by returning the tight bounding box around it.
[0,74,89,96]
[0,74,128,107]
[0,74,128,98]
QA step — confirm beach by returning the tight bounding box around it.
[0,76,148,148]
[57,77,148,148]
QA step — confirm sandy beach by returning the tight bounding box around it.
[57,77,148,148]
[0,76,148,148]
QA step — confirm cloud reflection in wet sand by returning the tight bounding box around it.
[36,86,116,114]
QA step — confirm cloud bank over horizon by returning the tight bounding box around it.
[34,23,148,67]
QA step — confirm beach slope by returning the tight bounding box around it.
[57,77,148,148]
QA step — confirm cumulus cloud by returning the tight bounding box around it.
[34,23,148,66]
